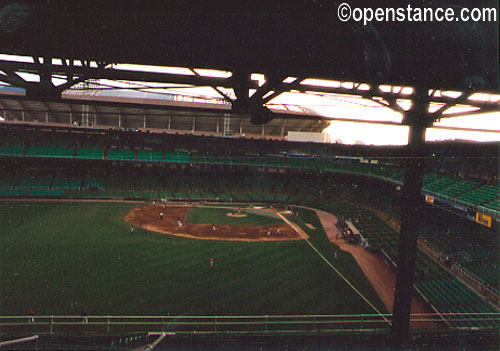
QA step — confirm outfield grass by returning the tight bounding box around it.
[286,207,384,309]
[185,207,283,226]
[0,201,386,317]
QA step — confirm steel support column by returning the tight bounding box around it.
[392,88,429,338]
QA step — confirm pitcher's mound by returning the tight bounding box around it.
[227,213,247,218]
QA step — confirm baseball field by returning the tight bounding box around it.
[0,201,386,318]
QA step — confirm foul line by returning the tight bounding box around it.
[278,213,391,326]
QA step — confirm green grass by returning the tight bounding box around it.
[0,201,386,317]
[185,207,283,226]
[286,207,384,309]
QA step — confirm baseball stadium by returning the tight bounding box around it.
[0,1,499,350]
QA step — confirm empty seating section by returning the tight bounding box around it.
[0,172,19,189]
[231,156,257,167]
[483,198,500,211]
[420,204,499,292]
[16,173,52,190]
[415,278,498,328]
[1,131,498,214]
[136,150,163,162]
[52,174,82,190]
[439,180,479,199]
[26,142,74,158]
[422,174,457,194]
[456,185,500,207]
[163,152,190,164]
[77,147,103,159]
[105,172,137,191]
[177,152,190,164]
[0,189,30,197]
[107,148,136,161]
[462,260,498,289]
[30,189,64,197]
[0,141,26,156]
[203,155,233,166]
[83,175,104,190]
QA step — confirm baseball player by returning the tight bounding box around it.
[81,308,88,324]
[28,309,35,323]
[209,257,215,269]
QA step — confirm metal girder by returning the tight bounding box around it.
[0,59,230,89]
[188,68,233,103]
[2,58,498,113]
[0,70,29,89]
[0,57,498,126]
[232,71,275,124]
[392,86,428,339]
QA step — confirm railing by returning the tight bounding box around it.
[451,263,500,307]
[0,335,38,348]
[0,313,498,335]
[419,238,500,308]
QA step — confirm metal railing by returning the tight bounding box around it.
[0,313,498,335]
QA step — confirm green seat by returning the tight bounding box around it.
[107,149,136,161]
[77,147,103,160]
[136,150,163,162]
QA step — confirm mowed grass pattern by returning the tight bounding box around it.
[0,201,386,316]
[185,207,282,226]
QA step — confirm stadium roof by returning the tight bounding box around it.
[0,1,498,142]
[0,86,328,137]
[0,1,498,92]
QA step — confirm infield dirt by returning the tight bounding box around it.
[124,205,305,242]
